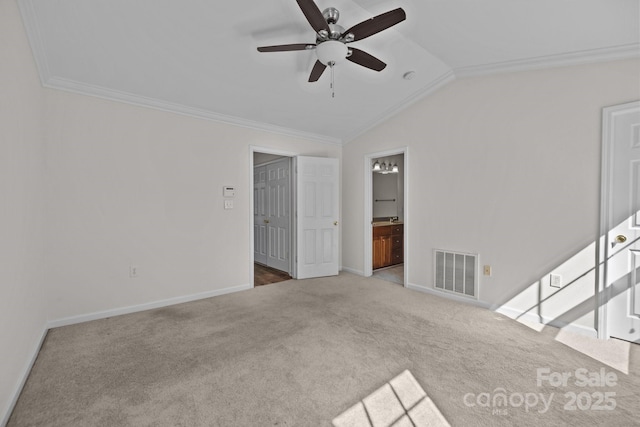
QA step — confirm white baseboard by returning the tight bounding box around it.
[47,283,252,329]
[494,305,597,338]
[2,283,252,426]
[2,326,48,427]
[493,305,537,321]
[406,282,492,309]
[407,283,597,338]
[407,283,598,338]
[340,266,365,276]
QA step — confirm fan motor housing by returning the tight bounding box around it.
[329,24,345,40]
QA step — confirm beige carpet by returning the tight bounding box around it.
[8,273,640,426]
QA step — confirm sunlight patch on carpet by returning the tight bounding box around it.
[332,370,450,427]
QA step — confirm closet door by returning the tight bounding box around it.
[266,158,291,273]
[253,165,267,265]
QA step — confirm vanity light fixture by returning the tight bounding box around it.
[372,159,398,174]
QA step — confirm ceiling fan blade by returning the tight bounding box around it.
[308,60,327,82]
[342,8,406,41]
[347,48,386,71]
[296,0,330,34]
[257,43,315,52]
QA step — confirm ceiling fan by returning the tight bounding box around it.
[257,0,406,83]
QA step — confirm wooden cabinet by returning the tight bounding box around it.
[373,235,391,269]
[373,224,403,269]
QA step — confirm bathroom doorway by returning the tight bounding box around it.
[365,149,408,286]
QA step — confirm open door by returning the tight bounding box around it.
[296,156,339,279]
[602,101,640,343]
[254,157,292,273]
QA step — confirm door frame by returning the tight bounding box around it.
[598,100,640,339]
[249,145,298,288]
[364,147,409,286]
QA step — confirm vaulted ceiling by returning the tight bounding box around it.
[18,0,640,144]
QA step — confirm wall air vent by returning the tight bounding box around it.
[434,250,478,299]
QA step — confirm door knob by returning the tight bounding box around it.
[334,221,338,226]
[615,235,627,244]
[264,219,270,224]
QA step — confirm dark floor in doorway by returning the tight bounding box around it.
[254,263,291,286]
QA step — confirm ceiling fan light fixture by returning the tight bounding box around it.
[373,160,381,171]
[316,40,348,66]
[392,164,399,173]
[256,3,406,89]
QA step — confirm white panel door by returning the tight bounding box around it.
[604,101,640,343]
[266,158,291,273]
[296,156,339,279]
[253,166,267,265]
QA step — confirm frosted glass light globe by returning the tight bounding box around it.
[316,40,348,65]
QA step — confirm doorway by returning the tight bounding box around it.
[365,148,409,287]
[252,150,294,286]
[250,148,341,287]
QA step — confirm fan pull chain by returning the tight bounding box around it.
[329,61,335,98]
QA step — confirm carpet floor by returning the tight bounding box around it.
[8,273,640,426]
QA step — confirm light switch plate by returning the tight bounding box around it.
[483,265,492,276]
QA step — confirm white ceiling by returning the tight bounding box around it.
[18,0,640,144]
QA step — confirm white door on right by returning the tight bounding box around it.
[604,101,640,343]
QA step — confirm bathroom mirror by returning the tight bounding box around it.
[372,173,398,218]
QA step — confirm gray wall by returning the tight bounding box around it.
[343,58,640,335]
[0,1,48,422]
[0,2,341,422]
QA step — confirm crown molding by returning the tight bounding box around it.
[17,0,52,85]
[18,0,343,144]
[453,44,640,78]
[342,70,456,144]
[43,77,343,145]
[17,0,639,145]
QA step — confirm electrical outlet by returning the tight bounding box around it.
[129,266,139,278]
[550,273,562,288]
[483,265,492,276]
[224,199,233,210]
